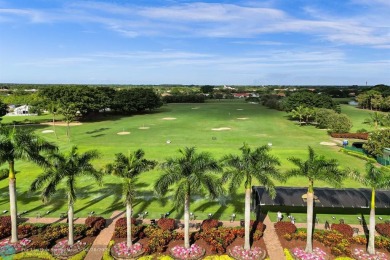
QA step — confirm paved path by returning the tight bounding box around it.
[84,211,124,260]
[263,215,285,260]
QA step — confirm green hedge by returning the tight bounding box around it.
[12,250,55,260]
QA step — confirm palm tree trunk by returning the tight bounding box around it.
[184,193,190,249]
[52,113,57,139]
[244,188,251,250]
[305,190,314,253]
[68,203,74,246]
[66,122,70,142]
[126,203,132,247]
[9,161,18,243]
[368,188,376,255]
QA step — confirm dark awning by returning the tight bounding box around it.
[252,186,390,209]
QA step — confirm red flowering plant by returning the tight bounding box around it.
[274,221,297,236]
[331,223,354,238]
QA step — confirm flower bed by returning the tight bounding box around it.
[352,248,389,260]
[170,244,205,260]
[111,242,145,259]
[50,239,88,258]
[0,238,31,255]
[228,245,266,260]
[291,247,328,260]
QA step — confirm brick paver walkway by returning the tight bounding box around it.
[263,215,286,260]
[84,210,124,260]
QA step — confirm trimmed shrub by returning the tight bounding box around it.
[330,132,369,140]
[250,220,265,232]
[376,223,390,238]
[115,217,136,228]
[331,223,354,238]
[201,219,220,231]
[274,221,297,235]
[157,218,176,231]
[85,216,106,229]
[284,248,294,260]
[102,240,115,260]
[13,250,55,260]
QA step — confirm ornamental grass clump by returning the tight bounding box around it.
[291,247,327,260]
[228,245,266,260]
[170,244,205,260]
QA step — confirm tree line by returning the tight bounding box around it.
[1,126,389,256]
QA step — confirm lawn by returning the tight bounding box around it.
[0,101,378,221]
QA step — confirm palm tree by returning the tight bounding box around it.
[285,146,345,253]
[352,163,390,255]
[105,150,157,247]
[154,147,222,249]
[0,126,57,243]
[30,146,101,246]
[222,144,281,250]
[364,112,386,130]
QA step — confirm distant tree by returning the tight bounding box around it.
[364,129,390,157]
[329,113,352,133]
[200,85,214,94]
[364,112,387,130]
[113,88,162,113]
[61,103,78,141]
[0,101,7,121]
[282,91,337,112]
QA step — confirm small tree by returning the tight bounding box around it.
[351,163,390,255]
[105,150,156,247]
[222,144,281,250]
[30,146,101,246]
[154,147,222,249]
[285,147,345,253]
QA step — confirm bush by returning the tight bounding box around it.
[284,248,294,260]
[201,219,220,231]
[250,220,265,232]
[85,216,106,230]
[102,240,115,260]
[0,216,11,239]
[157,218,176,231]
[17,223,36,238]
[376,223,390,238]
[68,248,88,260]
[331,223,354,238]
[115,217,136,228]
[274,221,297,235]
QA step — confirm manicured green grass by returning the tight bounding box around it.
[340,105,375,132]
[0,102,378,221]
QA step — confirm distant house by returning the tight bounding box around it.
[7,105,35,116]
[233,93,251,98]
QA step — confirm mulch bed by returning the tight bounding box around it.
[277,233,390,259]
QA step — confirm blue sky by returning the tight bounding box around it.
[0,0,389,85]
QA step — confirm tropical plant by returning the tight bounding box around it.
[284,146,345,253]
[0,126,57,242]
[222,144,281,250]
[363,112,387,130]
[105,149,156,247]
[154,147,222,249]
[350,163,390,255]
[30,146,101,246]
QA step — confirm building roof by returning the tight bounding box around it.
[252,186,390,209]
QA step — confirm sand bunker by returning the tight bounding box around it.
[41,122,82,126]
[236,109,244,110]
[162,117,177,120]
[320,142,337,146]
[42,130,54,134]
[211,127,231,131]
[237,118,249,120]
[191,107,199,110]
[117,132,130,135]
[138,127,150,130]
